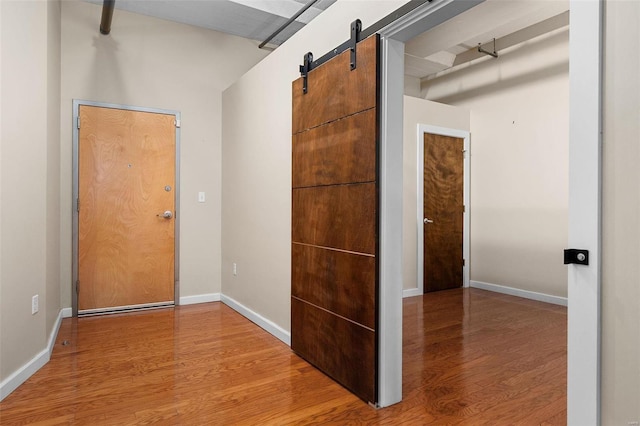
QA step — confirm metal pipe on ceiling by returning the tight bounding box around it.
[259,0,319,49]
[100,0,115,35]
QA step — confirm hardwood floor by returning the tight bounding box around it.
[0,288,566,425]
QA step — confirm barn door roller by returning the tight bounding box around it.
[350,19,362,70]
[299,52,313,94]
[296,0,433,94]
[298,19,361,95]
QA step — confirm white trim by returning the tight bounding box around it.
[376,0,484,408]
[470,280,568,307]
[179,293,221,305]
[567,1,602,424]
[61,307,72,318]
[221,294,290,346]
[377,36,405,407]
[0,308,65,401]
[402,288,423,298]
[417,124,471,294]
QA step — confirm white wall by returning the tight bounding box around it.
[60,0,269,307]
[421,28,569,298]
[601,0,640,423]
[403,96,469,291]
[222,0,408,332]
[0,0,61,386]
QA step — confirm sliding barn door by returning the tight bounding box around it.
[291,35,379,403]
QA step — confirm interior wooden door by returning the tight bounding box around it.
[423,132,464,293]
[291,35,379,403]
[78,105,176,313]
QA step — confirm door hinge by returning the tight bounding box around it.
[76,198,80,212]
[174,119,181,128]
[77,117,81,129]
[463,259,466,266]
[463,205,466,213]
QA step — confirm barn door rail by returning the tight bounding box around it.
[298,0,432,94]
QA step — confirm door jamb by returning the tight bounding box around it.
[377,0,602,418]
[376,0,483,408]
[416,125,470,295]
[71,99,181,317]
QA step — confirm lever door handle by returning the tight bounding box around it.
[424,218,434,224]
[157,210,173,219]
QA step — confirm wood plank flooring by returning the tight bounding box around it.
[0,288,566,425]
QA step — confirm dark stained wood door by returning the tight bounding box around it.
[78,105,176,312]
[291,35,379,404]
[423,132,464,293]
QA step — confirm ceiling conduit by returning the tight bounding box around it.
[100,0,115,35]
[259,0,319,49]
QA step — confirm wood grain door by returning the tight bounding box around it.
[423,132,464,293]
[291,35,379,403]
[78,105,176,313]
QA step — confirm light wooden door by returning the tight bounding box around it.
[423,132,464,293]
[291,35,379,403]
[78,105,176,313]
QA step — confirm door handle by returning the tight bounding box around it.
[424,218,434,224]
[157,210,173,219]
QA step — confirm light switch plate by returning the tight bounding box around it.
[198,192,205,203]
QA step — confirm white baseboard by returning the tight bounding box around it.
[221,294,291,346]
[470,280,568,307]
[403,288,423,298]
[61,307,72,318]
[179,293,221,305]
[0,307,65,401]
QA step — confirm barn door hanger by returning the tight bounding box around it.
[299,52,313,94]
[298,19,362,95]
[350,19,362,70]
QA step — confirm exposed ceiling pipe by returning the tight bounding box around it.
[259,0,319,49]
[100,0,115,35]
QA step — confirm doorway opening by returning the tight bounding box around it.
[376,0,601,421]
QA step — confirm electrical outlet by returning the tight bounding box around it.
[233,263,237,276]
[32,295,39,315]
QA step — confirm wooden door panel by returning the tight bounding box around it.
[291,297,375,403]
[424,133,464,292]
[78,106,175,311]
[292,37,377,134]
[292,109,376,188]
[292,243,375,329]
[292,183,376,255]
[291,34,379,404]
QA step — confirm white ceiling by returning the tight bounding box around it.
[405,0,569,79]
[87,0,569,79]
[86,0,337,47]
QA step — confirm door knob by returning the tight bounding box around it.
[157,210,173,219]
[424,218,434,224]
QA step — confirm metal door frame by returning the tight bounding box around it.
[72,100,181,317]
